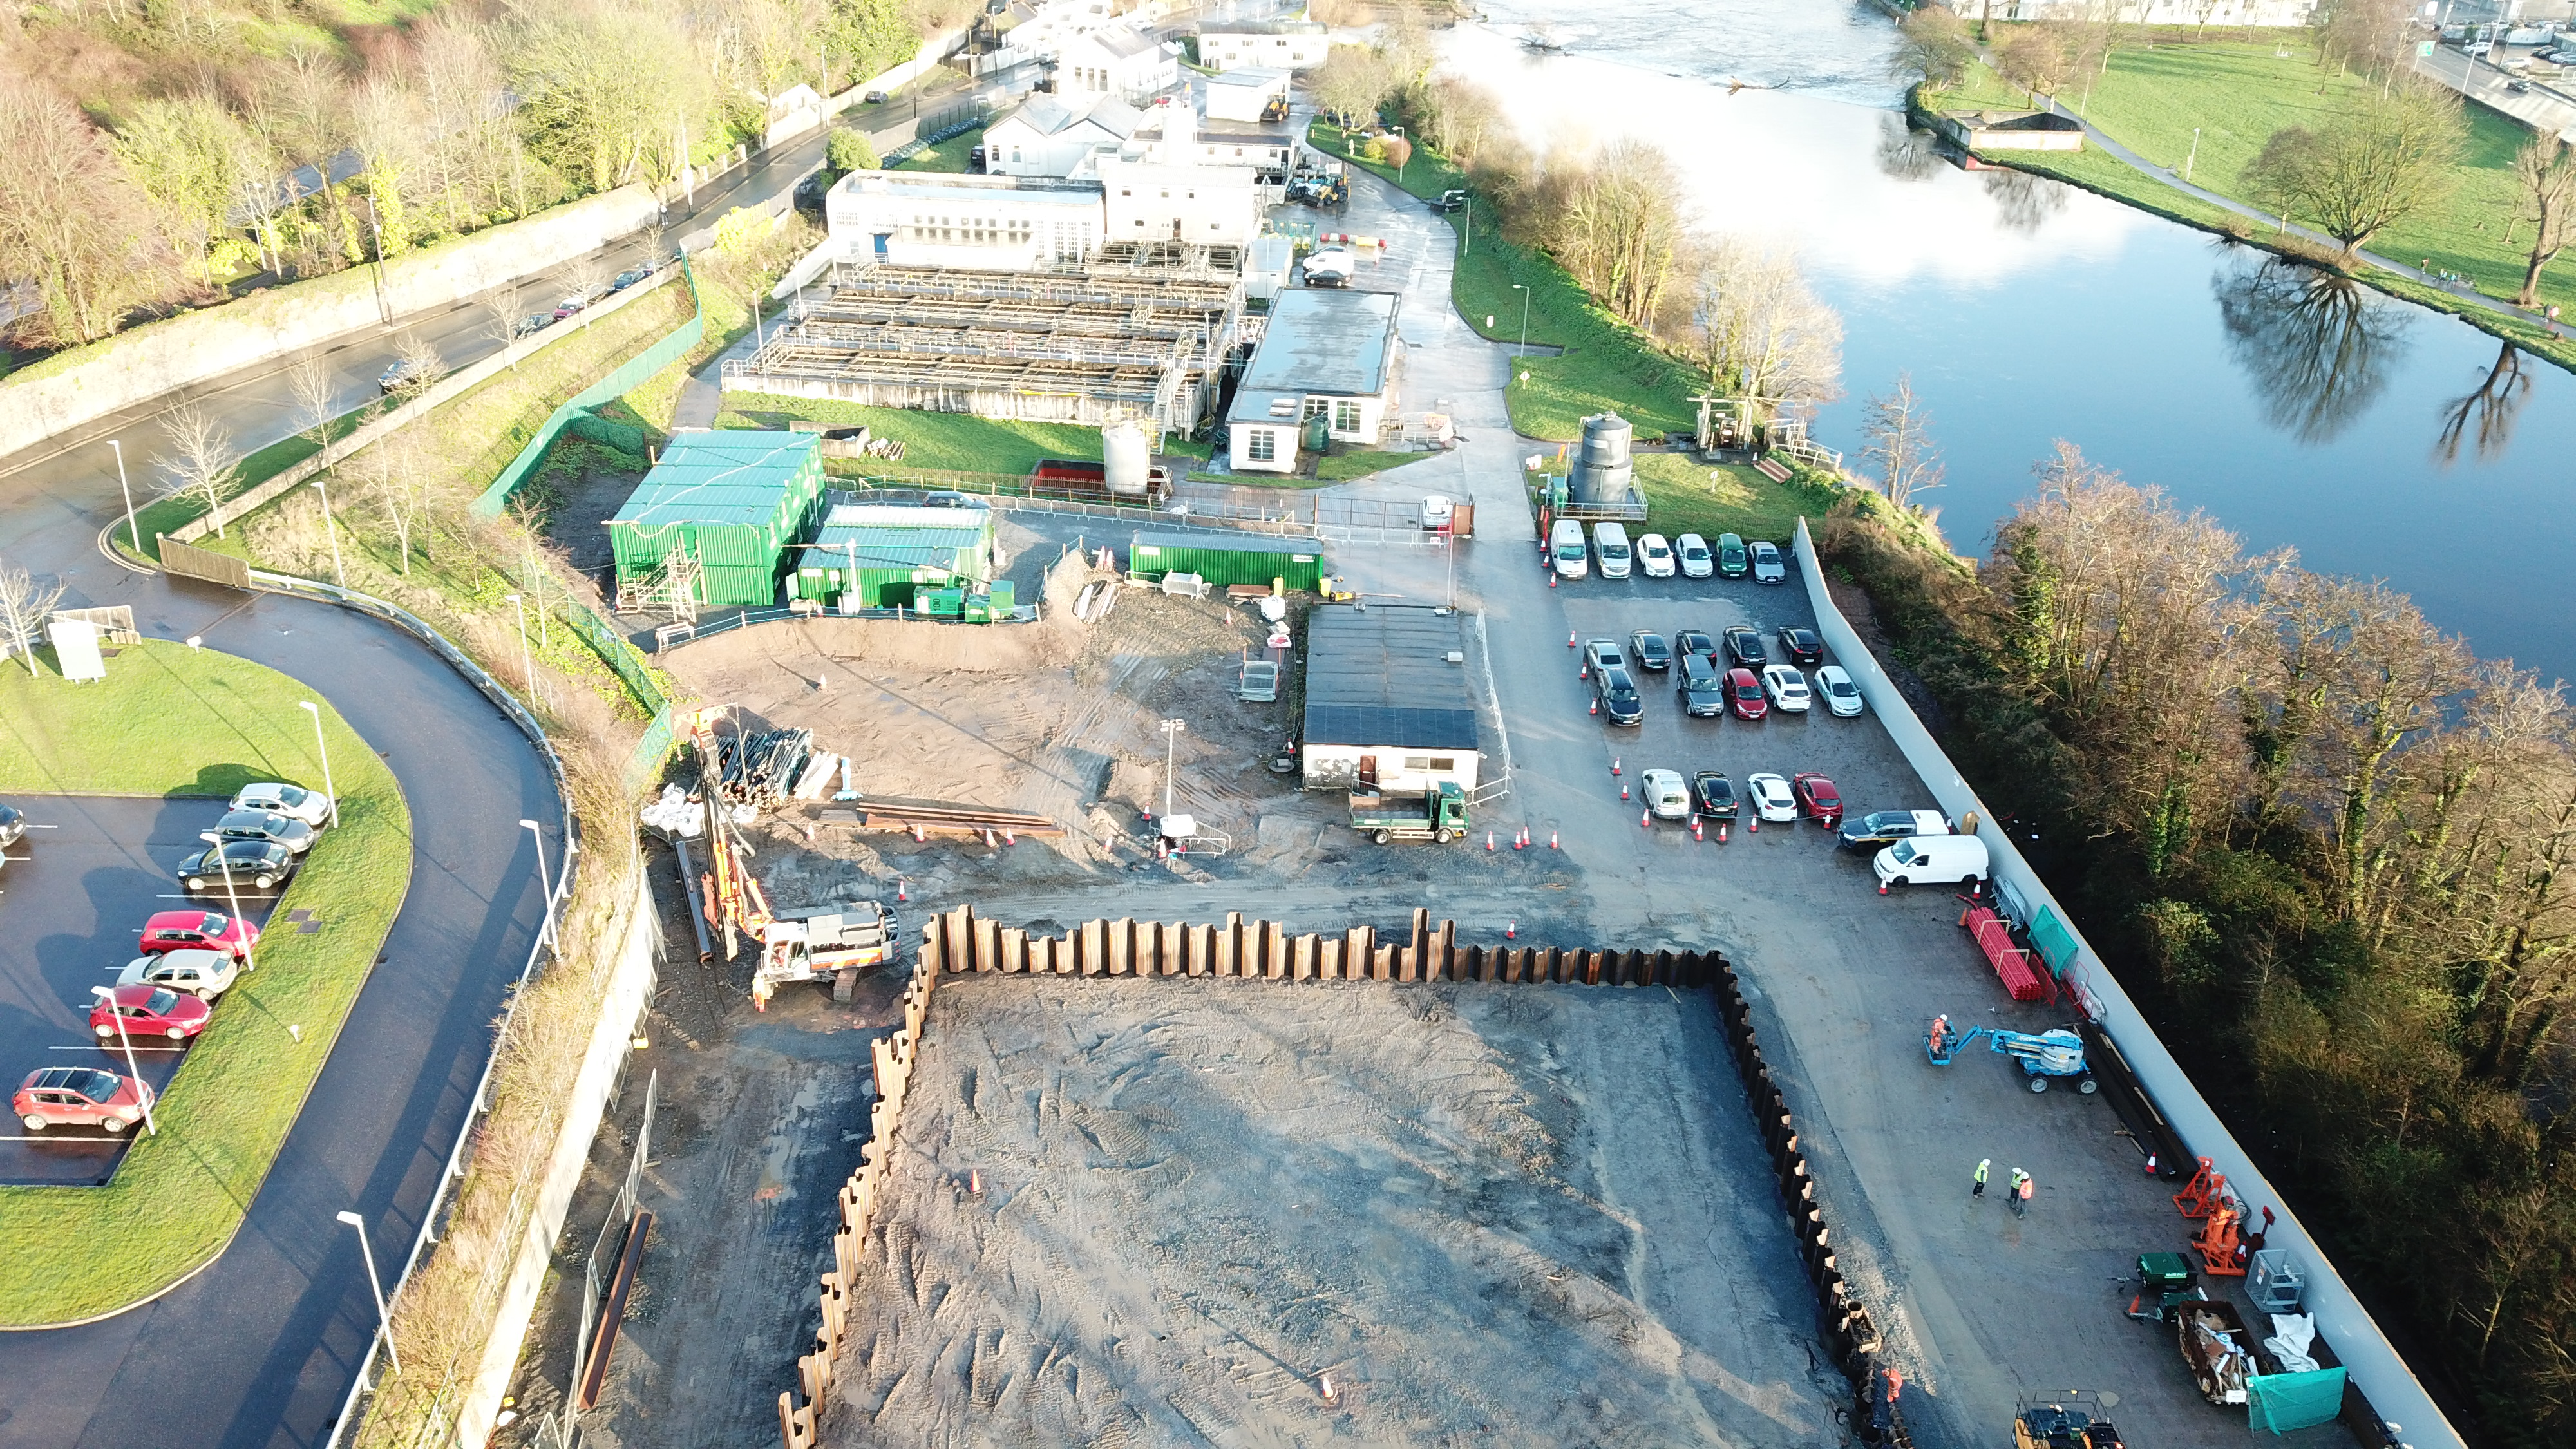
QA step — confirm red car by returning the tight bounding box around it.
[15,1066,154,1133]
[90,984,212,1042]
[1726,667,1768,721]
[1792,772,1844,830]
[140,910,260,962]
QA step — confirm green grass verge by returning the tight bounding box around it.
[1629,453,1841,545]
[129,409,370,560]
[1314,448,1431,481]
[0,639,408,1325]
[895,124,989,174]
[1305,121,1701,443]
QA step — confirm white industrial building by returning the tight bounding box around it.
[1131,102,1295,175]
[983,93,1143,178]
[1203,68,1290,124]
[967,0,1117,77]
[1054,24,1181,103]
[1225,288,1403,474]
[1299,605,1483,795]
[1096,154,1263,245]
[1198,20,1331,71]
[824,171,1103,269]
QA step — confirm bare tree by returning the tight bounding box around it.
[2244,83,2467,265]
[2190,0,2228,38]
[2315,0,2415,85]
[1311,44,1394,129]
[1860,374,1944,512]
[2510,133,2575,308]
[1549,140,1685,330]
[363,434,434,576]
[155,404,241,540]
[1682,237,1844,426]
[0,80,178,345]
[0,560,69,675]
[480,281,527,366]
[565,252,614,312]
[388,334,448,397]
[1888,5,1977,91]
[286,352,342,450]
[1994,24,2072,106]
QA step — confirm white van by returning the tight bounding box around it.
[1873,833,1991,889]
[1593,521,1632,579]
[1550,518,1589,578]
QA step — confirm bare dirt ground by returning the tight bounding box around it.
[828,975,1847,1449]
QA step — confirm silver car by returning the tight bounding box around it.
[1814,665,1866,717]
[229,782,332,828]
[208,809,317,855]
[1750,540,1786,583]
[118,949,243,1002]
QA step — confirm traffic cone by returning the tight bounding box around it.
[1512,829,1526,850]
[1486,831,1495,851]
[1549,829,1558,849]
[2145,1153,2159,1176]
[1620,782,1629,800]
[1611,758,1621,776]
[1580,663,1588,679]
[1718,822,1728,843]
[1640,810,1650,829]
[1589,697,1597,715]
[1506,921,1517,939]
[1549,573,1558,589]
[1748,815,1757,832]
[1879,879,1889,895]
[897,876,909,902]
[1568,630,1577,648]
[1693,819,1703,842]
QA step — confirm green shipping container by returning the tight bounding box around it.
[1128,530,1325,591]
[606,432,827,605]
[787,509,995,607]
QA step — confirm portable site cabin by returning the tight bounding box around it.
[786,502,998,607]
[1298,603,1481,795]
[1127,529,1323,590]
[607,431,827,609]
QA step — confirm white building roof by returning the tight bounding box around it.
[1229,289,1401,422]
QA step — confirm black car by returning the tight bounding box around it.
[1839,809,1949,853]
[1432,189,1469,213]
[1691,770,1740,819]
[1674,629,1719,667]
[377,357,434,393]
[1593,665,1643,725]
[179,839,297,893]
[1676,654,1727,716]
[1777,627,1823,667]
[611,267,652,290]
[1722,625,1768,669]
[513,312,554,338]
[0,800,23,853]
[1628,630,1672,672]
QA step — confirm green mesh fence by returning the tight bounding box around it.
[2031,905,2083,978]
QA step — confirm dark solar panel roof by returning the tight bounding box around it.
[1303,705,1478,749]
[1300,604,1479,750]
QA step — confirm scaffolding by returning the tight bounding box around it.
[614,545,705,623]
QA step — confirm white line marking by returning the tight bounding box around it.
[48,1044,187,1053]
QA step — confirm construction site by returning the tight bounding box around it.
[721,248,1249,437]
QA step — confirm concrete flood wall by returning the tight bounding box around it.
[772,904,1893,1448]
[1790,518,2459,1449]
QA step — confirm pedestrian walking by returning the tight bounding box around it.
[1972,1157,1990,1199]
[2012,1170,2034,1218]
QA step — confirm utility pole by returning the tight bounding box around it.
[2183,128,2201,184]
[363,196,391,327]
[1160,719,1186,821]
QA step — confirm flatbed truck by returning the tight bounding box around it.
[1350,782,1469,844]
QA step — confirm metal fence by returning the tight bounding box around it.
[562,601,670,716]
[879,102,993,163]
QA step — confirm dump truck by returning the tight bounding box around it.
[1349,782,1468,844]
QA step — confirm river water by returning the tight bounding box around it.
[1446,6,2576,685]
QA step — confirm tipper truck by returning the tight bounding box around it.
[1349,782,1469,844]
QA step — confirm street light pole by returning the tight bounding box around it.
[2183,127,2201,184]
[336,1210,400,1373]
[109,440,140,556]
[88,985,157,1137]
[503,592,536,705]
[298,701,339,828]
[520,819,558,950]
[1159,719,1186,821]
[312,475,344,589]
[1511,283,1530,357]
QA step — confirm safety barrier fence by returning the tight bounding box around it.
[771,904,1899,1446]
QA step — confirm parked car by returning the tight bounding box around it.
[140,909,259,961]
[1676,654,1727,715]
[1583,638,1626,676]
[1777,627,1823,667]
[1640,768,1690,820]
[118,949,243,1002]
[1815,664,1866,717]
[1715,532,1749,578]
[377,357,434,394]
[206,809,316,855]
[1690,770,1739,820]
[0,800,24,853]
[1840,809,1951,853]
[1628,630,1672,672]
[1674,629,1718,666]
[91,983,212,1042]
[864,90,891,104]
[1791,772,1844,829]
[513,313,554,339]
[1722,625,1768,669]
[1725,667,1768,721]
[1676,533,1714,579]
[1761,664,1812,713]
[1636,532,1676,578]
[1419,493,1456,531]
[1593,665,1643,725]
[229,782,331,829]
[2506,77,2533,92]
[14,1067,153,1133]
[1432,189,1469,213]
[180,839,296,893]
[1592,521,1633,579]
[551,297,587,321]
[1873,833,1991,889]
[1550,518,1591,579]
[1746,772,1799,823]
[1750,540,1786,583]
[611,267,652,291]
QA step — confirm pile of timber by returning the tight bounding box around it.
[824,798,1063,839]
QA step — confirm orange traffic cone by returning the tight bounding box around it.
[1620,782,1629,800]
[1611,757,1621,775]
[1878,879,1888,895]
[1640,810,1649,829]
[1549,829,1558,848]
[1486,831,1495,851]
[1748,815,1757,832]
[1589,697,1597,716]
[1693,819,1703,842]
[1506,921,1517,938]
[897,876,909,902]
[1549,573,1558,588]
[1579,663,1588,679]
[1568,630,1577,647]
[1718,822,1728,842]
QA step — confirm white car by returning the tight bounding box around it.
[229,781,332,828]
[1746,772,1799,823]
[1640,769,1690,820]
[1636,533,1676,578]
[117,949,243,1002]
[1419,493,1455,531]
[1761,665,1812,713]
[1750,540,1786,583]
[1814,665,1865,717]
[1675,532,1714,579]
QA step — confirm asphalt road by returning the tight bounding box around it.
[0,797,279,1186]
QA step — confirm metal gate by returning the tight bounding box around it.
[158,537,249,589]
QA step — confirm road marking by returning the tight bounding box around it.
[50,1043,187,1053]
[0,1134,127,1143]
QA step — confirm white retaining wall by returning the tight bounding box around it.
[0,187,663,462]
[1791,518,2461,1449]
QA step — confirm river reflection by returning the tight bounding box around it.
[2434,339,2533,466]
[2213,257,2412,445]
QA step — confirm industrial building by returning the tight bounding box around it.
[1126,529,1324,591]
[1298,605,1482,794]
[785,500,998,607]
[1052,24,1179,104]
[824,171,1104,270]
[1095,154,1264,246]
[608,431,827,614]
[1196,19,1331,70]
[1224,288,1404,475]
[983,94,1144,180]
[1202,68,1290,124]
[722,253,1245,436]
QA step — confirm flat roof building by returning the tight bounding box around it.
[1202,68,1291,124]
[1224,288,1403,475]
[1197,20,1330,71]
[825,170,1104,271]
[607,431,827,611]
[785,501,998,607]
[1300,604,1481,793]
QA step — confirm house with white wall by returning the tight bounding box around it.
[1224,288,1402,475]
[1298,604,1482,796]
[1203,68,1291,124]
[1094,154,1262,245]
[1197,19,1331,71]
[826,171,1104,270]
[983,93,1143,178]
[1054,25,1181,104]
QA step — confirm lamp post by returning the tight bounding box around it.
[312,475,345,588]
[1159,719,1186,821]
[1389,124,1407,183]
[87,985,157,1137]
[298,701,339,828]
[520,819,558,950]
[1511,283,1531,357]
[2183,127,2201,184]
[502,592,536,705]
[336,1210,400,1373]
[109,440,140,556]
[200,835,254,975]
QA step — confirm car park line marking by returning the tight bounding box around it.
[48,1043,185,1053]
[0,1134,128,1143]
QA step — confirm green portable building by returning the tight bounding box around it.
[785,502,996,607]
[1128,530,1324,591]
[607,431,827,608]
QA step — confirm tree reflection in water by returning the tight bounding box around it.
[2432,337,2530,467]
[1980,169,2067,234]
[2214,254,2412,445]
[1876,117,1945,183]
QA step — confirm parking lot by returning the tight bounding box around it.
[0,795,281,1185]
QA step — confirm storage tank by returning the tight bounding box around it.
[1104,422,1151,497]
[1569,412,1634,506]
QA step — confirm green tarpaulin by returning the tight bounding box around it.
[2031,905,2082,978]
[2248,1367,2346,1434]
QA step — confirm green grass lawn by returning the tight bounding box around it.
[1306,122,1701,443]
[719,393,1173,477]
[1314,448,1431,482]
[0,639,408,1325]
[895,124,988,174]
[1625,453,1841,545]
[129,409,370,560]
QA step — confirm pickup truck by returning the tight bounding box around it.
[1350,782,1468,844]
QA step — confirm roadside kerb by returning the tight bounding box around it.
[1791,518,2461,1449]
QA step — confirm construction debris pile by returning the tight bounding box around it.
[705,726,845,808]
